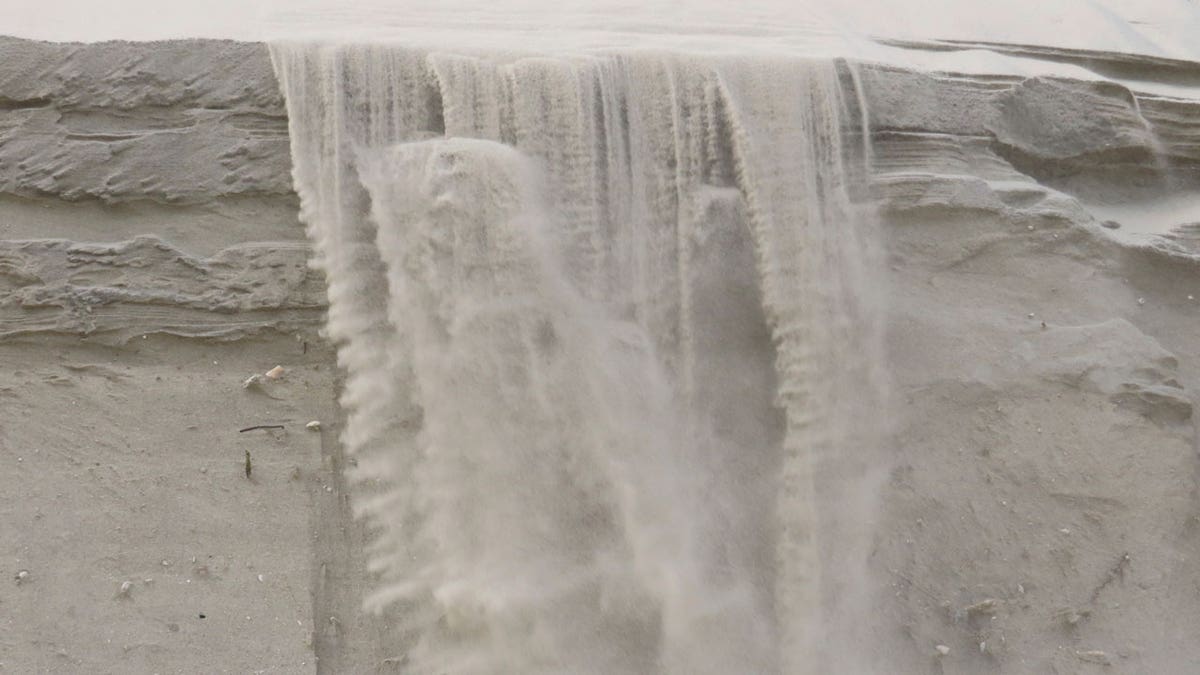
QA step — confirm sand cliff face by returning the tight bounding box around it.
[860,59,1200,673]
[0,38,360,675]
[1,36,1199,673]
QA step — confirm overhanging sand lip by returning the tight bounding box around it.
[5,0,1200,61]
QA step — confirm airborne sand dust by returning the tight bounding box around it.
[273,44,889,673]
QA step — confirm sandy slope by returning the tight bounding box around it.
[1,334,330,673]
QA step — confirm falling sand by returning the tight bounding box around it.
[273,43,890,673]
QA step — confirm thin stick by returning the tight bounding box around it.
[239,424,285,433]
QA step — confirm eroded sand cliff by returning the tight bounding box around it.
[2,36,1199,673]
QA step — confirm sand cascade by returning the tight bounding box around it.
[272,43,888,674]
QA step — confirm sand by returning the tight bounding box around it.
[1,32,1199,674]
[0,38,383,674]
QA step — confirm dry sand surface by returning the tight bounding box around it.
[2,333,328,672]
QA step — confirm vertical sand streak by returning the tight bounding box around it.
[273,44,885,674]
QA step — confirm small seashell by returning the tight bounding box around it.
[15,570,30,584]
[117,580,133,599]
[935,645,951,657]
[1075,650,1111,665]
[305,421,321,431]
[242,374,264,389]
[1137,297,1146,305]
[965,599,998,617]
[264,366,286,380]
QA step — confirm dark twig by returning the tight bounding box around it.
[239,424,285,433]
[1087,552,1131,605]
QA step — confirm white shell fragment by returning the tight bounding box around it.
[242,374,264,389]
[15,570,30,584]
[305,421,321,431]
[1075,650,1112,665]
[964,598,998,616]
[935,645,951,656]
[117,580,133,599]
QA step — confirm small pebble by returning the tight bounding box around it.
[117,581,133,599]
[15,570,30,584]
[935,645,951,657]
[1137,297,1146,305]
[305,421,321,431]
[264,365,286,380]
